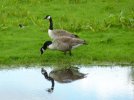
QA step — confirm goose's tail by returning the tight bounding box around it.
[74,34,79,38]
[72,34,79,38]
[83,40,88,45]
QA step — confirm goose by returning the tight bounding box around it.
[41,67,86,92]
[40,36,87,56]
[44,15,79,39]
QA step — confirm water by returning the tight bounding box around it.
[0,66,133,100]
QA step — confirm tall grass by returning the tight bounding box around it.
[0,0,133,31]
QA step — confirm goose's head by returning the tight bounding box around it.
[40,41,52,55]
[44,15,51,20]
[41,68,47,75]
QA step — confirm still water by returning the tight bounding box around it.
[0,66,133,100]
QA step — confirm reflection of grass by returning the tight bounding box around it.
[0,0,134,66]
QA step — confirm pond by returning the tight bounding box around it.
[0,66,133,100]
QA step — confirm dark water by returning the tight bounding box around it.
[0,66,133,100]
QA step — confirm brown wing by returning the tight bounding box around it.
[53,29,78,38]
[55,36,86,48]
[70,38,86,46]
[53,37,71,51]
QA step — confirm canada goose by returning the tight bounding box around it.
[40,36,87,56]
[41,67,86,92]
[44,15,79,39]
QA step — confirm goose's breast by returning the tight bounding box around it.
[48,29,56,39]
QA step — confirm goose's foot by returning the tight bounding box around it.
[69,50,72,56]
[46,88,54,93]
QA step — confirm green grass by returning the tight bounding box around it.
[0,0,134,66]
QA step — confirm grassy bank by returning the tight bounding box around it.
[0,0,134,66]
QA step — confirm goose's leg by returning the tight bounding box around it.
[64,52,66,55]
[69,50,72,56]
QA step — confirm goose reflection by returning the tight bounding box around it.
[41,67,86,93]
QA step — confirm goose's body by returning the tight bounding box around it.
[49,67,86,83]
[48,29,78,39]
[41,67,86,92]
[45,15,79,39]
[40,36,87,55]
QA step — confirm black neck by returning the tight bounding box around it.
[42,41,52,50]
[43,72,55,90]
[42,45,47,50]
[49,18,53,30]
[43,71,49,79]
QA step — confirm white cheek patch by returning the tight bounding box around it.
[47,16,51,19]
[41,71,45,74]
[42,48,44,51]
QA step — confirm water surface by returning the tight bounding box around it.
[0,66,133,100]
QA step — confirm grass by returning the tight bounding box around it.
[0,0,134,66]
